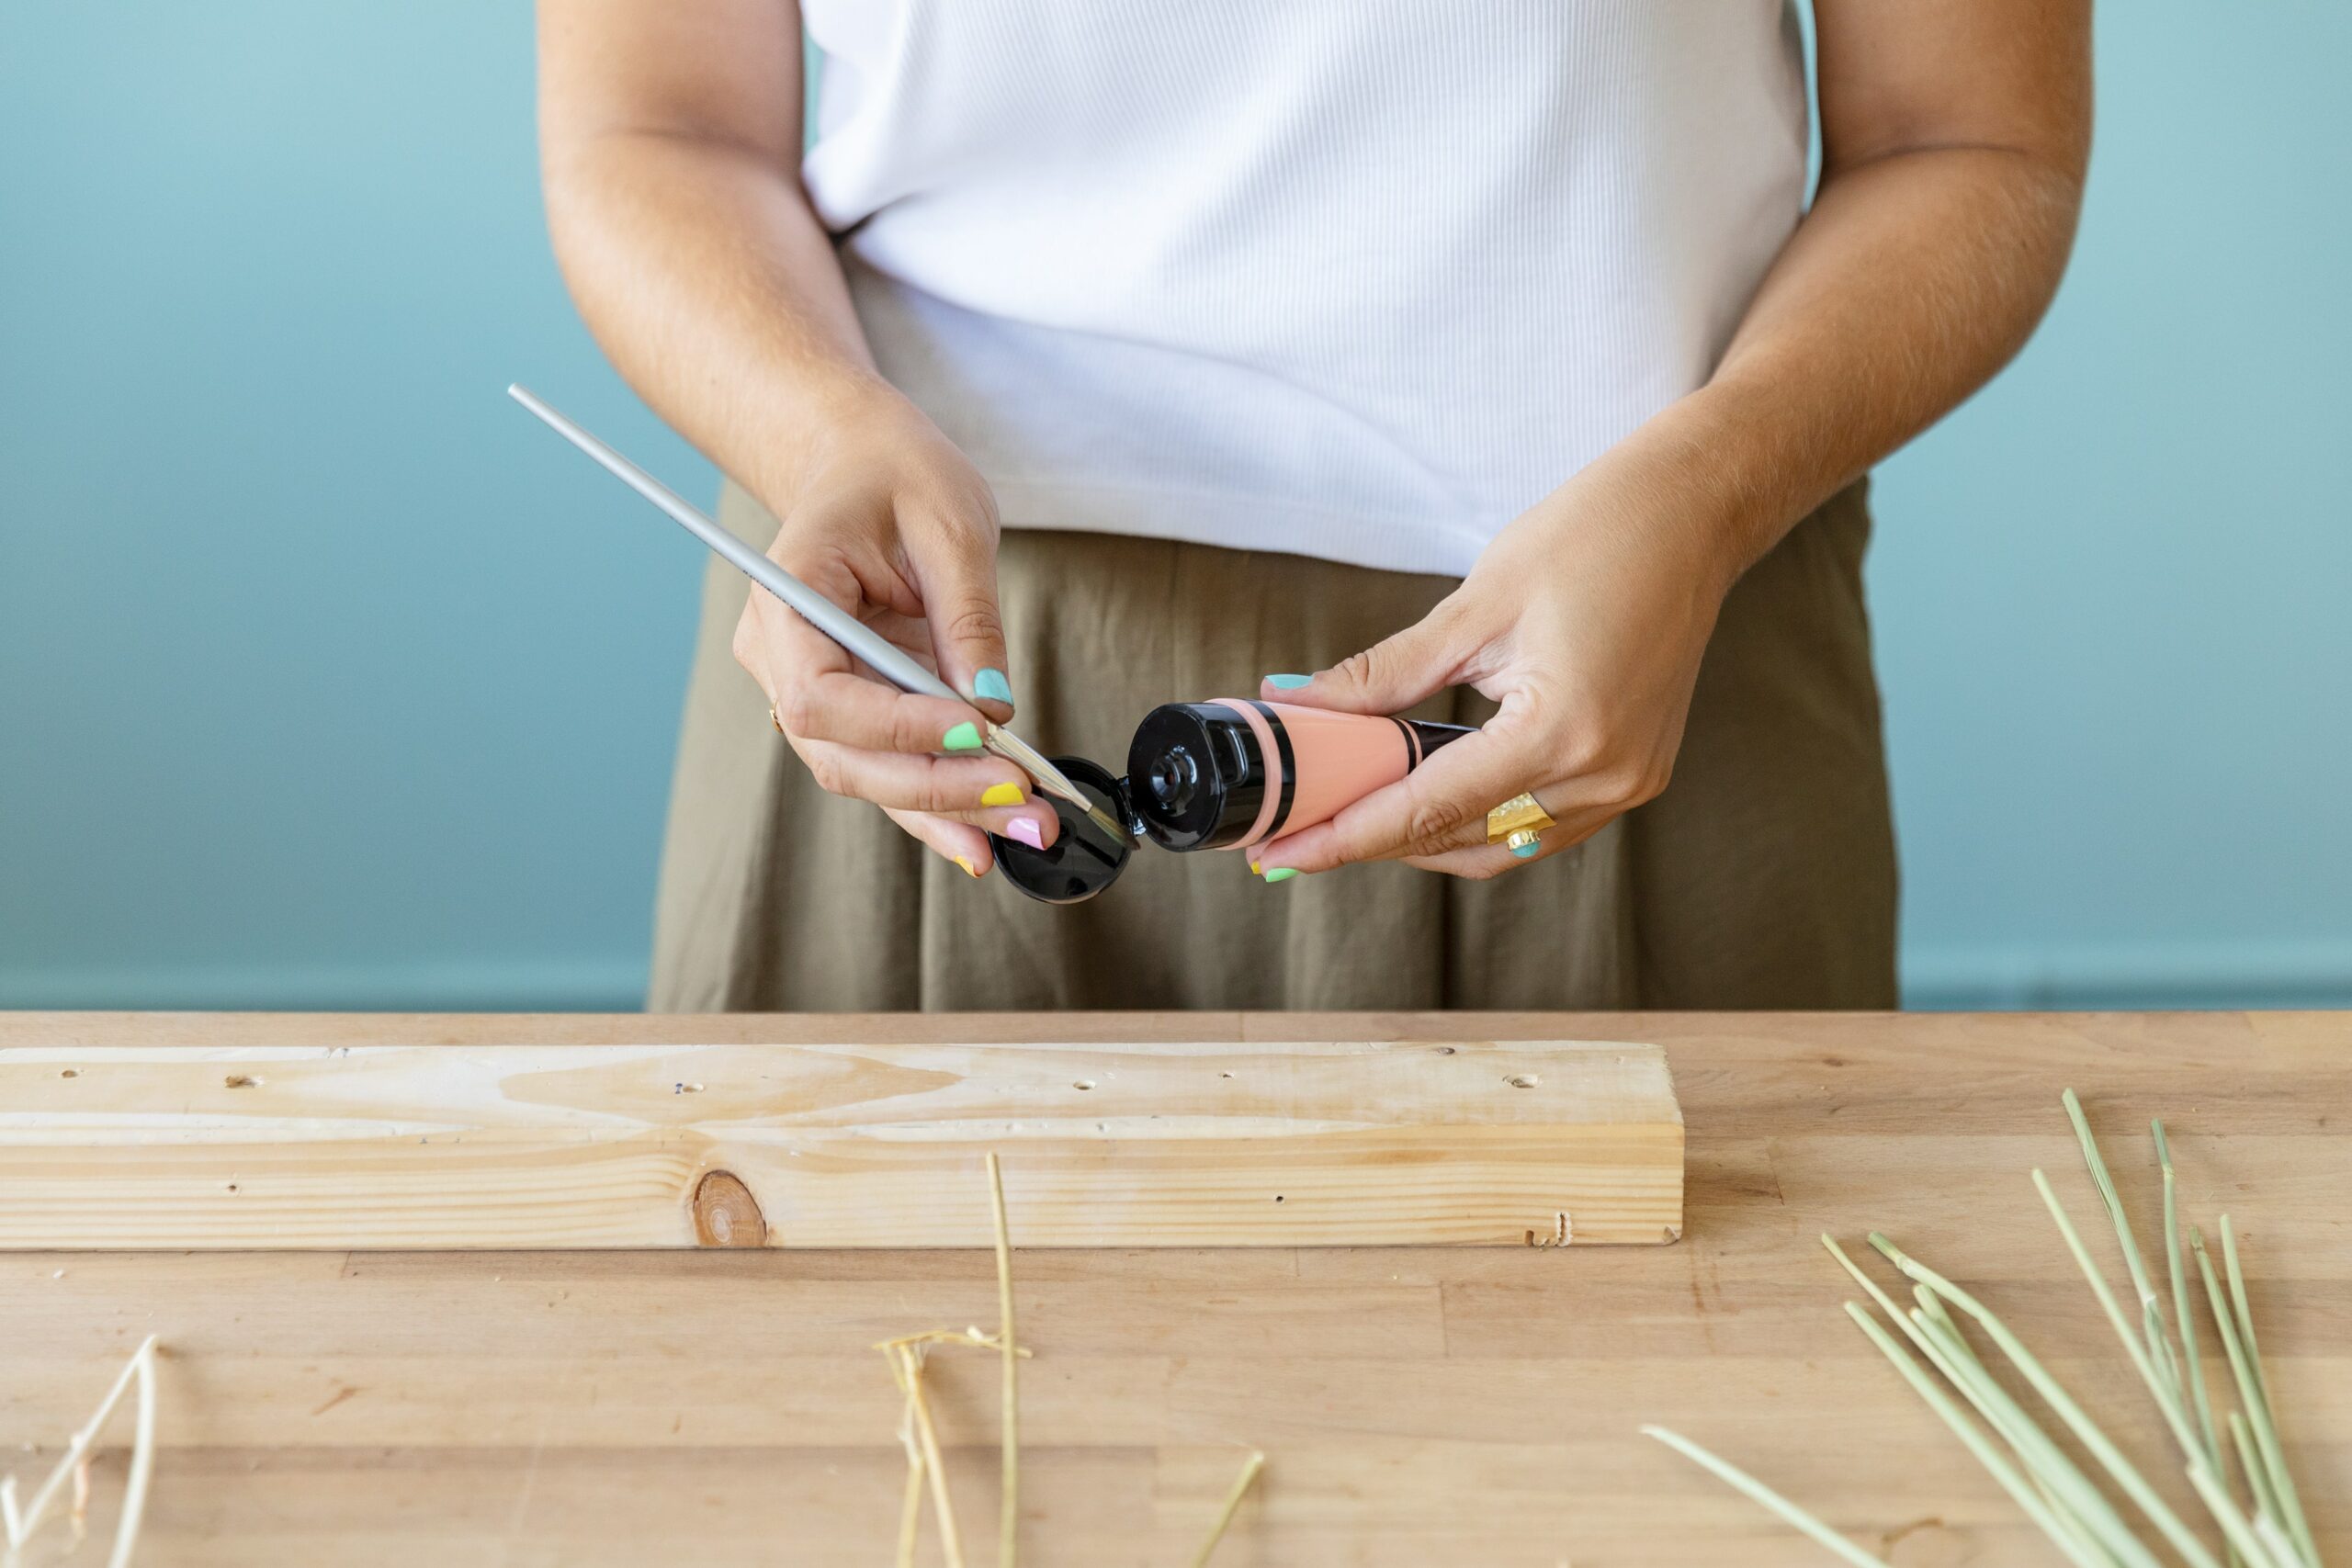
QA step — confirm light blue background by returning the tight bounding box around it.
[4,4,2346,1010]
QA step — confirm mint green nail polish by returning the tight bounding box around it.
[1510,842,1540,859]
[972,667,1013,705]
[1261,866,1300,884]
[942,721,983,752]
[1265,673,1313,690]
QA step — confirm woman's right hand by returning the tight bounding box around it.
[733,385,1060,878]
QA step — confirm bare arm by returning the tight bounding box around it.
[1257,0,2093,879]
[538,0,866,499]
[1651,0,2094,571]
[537,0,1057,876]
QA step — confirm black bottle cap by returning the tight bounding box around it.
[989,754,1137,904]
[1125,703,1269,851]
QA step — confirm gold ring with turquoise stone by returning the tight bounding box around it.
[1486,792,1555,859]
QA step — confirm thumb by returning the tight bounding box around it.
[1264,596,1474,716]
[908,514,1015,716]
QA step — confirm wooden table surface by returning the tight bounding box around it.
[2,1010,2345,1567]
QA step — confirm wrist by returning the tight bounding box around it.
[1592,379,1820,592]
[745,367,925,503]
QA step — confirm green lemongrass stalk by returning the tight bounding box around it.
[2220,1219,2313,1564]
[2063,1090,2166,1363]
[1815,1241,2117,1561]
[2220,1219,2272,1405]
[2193,1231,2317,1566]
[1871,1230,2222,1568]
[2030,1171,2211,1469]
[1840,1303,2111,1567]
[2186,1461,2302,1568]
[2254,1517,2307,1568]
[2155,1121,2227,1474]
[2228,1413,2283,1535]
[1905,1303,2151,1568]
[1825,1238,2127,1565]
[1641,1427,1892,1568]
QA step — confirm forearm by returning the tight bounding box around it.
[541,128,888,504]
[1597,144,2086,590]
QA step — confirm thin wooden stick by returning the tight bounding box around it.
[989,1152,1020,1568]
[1644,1428,1892,1567]
[1184,1450,1265,1568]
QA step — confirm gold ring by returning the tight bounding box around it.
[769,705,786,735]
[1486,791,1555,854]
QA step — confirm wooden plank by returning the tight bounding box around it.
[0,1036,1682,1248]
[2,1011,2345,1568]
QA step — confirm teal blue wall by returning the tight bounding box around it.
[4,4,2346,1010]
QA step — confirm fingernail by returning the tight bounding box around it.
[1510,842,1540,860]
[980,782,1026,807]
[1005,818,1046,852]
[952,853,984,878]
[1261,866,1299,884]
[1264,673,1314,690]
[971,668,1013,705]
[1247,857,1261,875]
[942,721,984,752]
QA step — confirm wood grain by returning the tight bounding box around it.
[0,1010,2346,1568]
[0,1037,1683,1248]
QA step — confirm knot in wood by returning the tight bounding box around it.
[692,1169,768,1248]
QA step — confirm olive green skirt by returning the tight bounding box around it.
[648,482,1895,1010]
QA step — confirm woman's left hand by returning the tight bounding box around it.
[1250,465,1742,880]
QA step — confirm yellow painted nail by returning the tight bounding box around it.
[952,854,982,878]
[980,782,1026,807]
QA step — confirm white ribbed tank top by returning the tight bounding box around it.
[801,3,1808,577]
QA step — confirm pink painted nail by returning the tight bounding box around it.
[1005,818,1046,851]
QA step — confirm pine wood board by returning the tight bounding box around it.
[0,1009,2346,1567]
[0,1035,1682,1248]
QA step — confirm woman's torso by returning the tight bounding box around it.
[801,1,1808,576]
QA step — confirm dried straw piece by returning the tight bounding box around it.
[1185,1450,1266,1568]
[889,1342,967,1568]
[989,1151,1020,1568]
[1,1334,160,1568]
[891,1382,926,1568]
